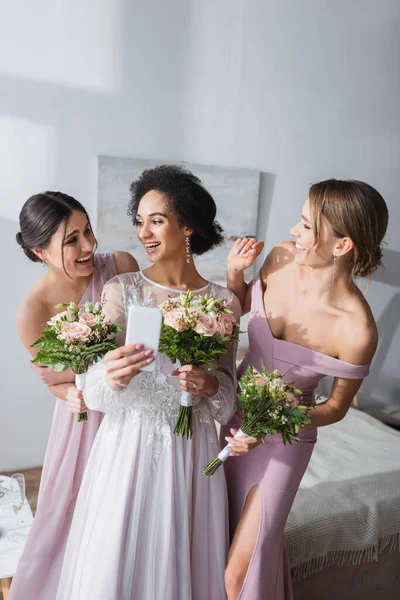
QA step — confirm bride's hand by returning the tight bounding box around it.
[225,428,264,456]
[171,364,219,397]
[227,237,264,273]
[105,344,154,391]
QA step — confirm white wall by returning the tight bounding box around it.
[182,0,400,406]
[0,0,190,470]
[1,0,399,471]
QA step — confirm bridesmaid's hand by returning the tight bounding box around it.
[105,344,154,391]
[31,363,75,386]
[171,365,219,397]
[227,238,264,273]
[66,386,88,414]
[225,428,264,456]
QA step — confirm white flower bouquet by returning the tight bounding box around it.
[31,298,121,422]
[159,290,239,440]
[203,365,311,476]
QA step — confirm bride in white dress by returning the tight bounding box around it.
[56,165,241,600]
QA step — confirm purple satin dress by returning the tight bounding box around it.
[9,253,118,600]
[221,272,370,600]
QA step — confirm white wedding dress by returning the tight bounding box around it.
[56,271,240,600]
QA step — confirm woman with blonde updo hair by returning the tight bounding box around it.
[221,179,388,600]
[307,179,388,280]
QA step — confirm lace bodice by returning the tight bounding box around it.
[84,271,241,424]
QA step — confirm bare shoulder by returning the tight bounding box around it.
[337,293,378,365]
[260,241,295,280]
[113,251,139,275]
[16,288,46,324]
[16,290,49,354]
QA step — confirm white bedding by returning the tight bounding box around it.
[285,407,400,581]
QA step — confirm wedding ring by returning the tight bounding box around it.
[192,382,197,389]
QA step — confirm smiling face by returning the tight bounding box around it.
[37,210,96,277]
[135,190,191,263]
[289,199,342,268]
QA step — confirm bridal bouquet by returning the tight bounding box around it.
[203,365,311,476]
[31,299,121,422]
[159,290,239,439]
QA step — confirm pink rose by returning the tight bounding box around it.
[59,321,92,343]
[164,308,188,332]
[79,312,97,327]
[217,312,237,337]
[194,312,218,337]
[254,373,269,387]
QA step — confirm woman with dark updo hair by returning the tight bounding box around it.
[221,179,388,600]
[57,166,240,600]
[9,191,140,600]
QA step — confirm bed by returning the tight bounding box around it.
[285,407,400,599]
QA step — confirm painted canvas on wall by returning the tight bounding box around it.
[97,156,261,284]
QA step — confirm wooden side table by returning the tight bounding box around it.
[1,578,12,600]
[0,476,33,599]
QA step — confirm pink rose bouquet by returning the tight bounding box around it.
[31,298,121,422]
[159,290,239,440]
[203,365,311,476]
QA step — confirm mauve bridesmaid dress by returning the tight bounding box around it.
[9,253,118,600]
[221,272,370,599]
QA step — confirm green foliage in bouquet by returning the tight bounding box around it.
[31,299,121,375]
[159,290,240,440]
[31,299,122,422]
[203,364,311,476]
[31,332,119,375]
[236,364,310,444]
[159,325,232,367]
[159,291,238,366]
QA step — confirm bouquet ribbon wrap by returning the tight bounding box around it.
[75,372,87,391]
[218,428,247,462]
[74,372,88,422]
[180,391,193,407]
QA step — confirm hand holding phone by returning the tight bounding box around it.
[125,305,162,372]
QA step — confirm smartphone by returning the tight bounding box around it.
[125,305,162,372]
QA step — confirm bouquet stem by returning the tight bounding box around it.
[173,391,193,440]
[75,372,88,423]
[203,429,247,477]
[202,456,223,477]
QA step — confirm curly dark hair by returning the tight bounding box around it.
[128,164,224,255]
